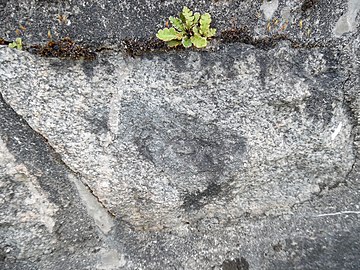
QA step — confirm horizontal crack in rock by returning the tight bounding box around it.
[1,26,335,59]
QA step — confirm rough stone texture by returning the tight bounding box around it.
[1,0,360,269]
[0,0,359,47]
[0,92,111,270]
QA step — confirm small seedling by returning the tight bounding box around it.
[8,37,22,50]
[156,6,216,48]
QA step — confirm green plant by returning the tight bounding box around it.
[8,37,22,50]
[156,6,216,48]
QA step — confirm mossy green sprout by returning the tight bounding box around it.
[8,37,22,50]
[156,6,216,48]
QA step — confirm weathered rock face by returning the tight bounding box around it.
[0,44,356,229]
[1,0,360,270]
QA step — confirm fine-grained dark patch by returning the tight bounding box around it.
[222,257,249,270]
[1,175,18,202]
[301,0,318,12]
[134,121,246,175]
[305,71,342,125]
[182,182,222,211]
[220,27,289,50]
[0,247,5,261]
[121,101,247,177]
[257,54,268,89]
[305,88,334,125]
[133,124,239,175]
[272,230,360,269]
[84,107,110,135]
[119,98,247,209]
[81,59,97,78]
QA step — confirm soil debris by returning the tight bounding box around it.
[28,37,96,60]
[0,38,9,45]
[120,37,170,57]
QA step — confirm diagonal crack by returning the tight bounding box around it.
[83,181,116,217]
[0,91,128,268]
[0,91,115,233]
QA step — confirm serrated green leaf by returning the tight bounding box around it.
[192,26,200,35]
[179,12,186,24]
[206,28,216,38]
[8,37,22,50]
[182,7,193,20]
[169,16,185,32]
[200,13,211,36]
[194,13,200,25]
[15,38,22,50]
[191,34,207,48]
[156,27,182,41]
[181,6,195,29]
[182,37,192,48]
[166,40,182,47]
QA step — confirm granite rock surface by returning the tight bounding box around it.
[1,0,360,269]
